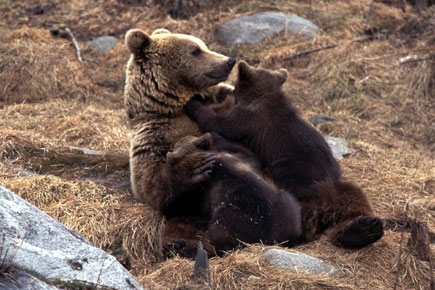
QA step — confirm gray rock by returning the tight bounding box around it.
[262,249,343,277]
[88,36,118,54]
[0,272,60,290]
[69,146,104,156]
[217,12,319,46]
[310,115,339,126]
[0,186,144,290]
[324,136,352,160]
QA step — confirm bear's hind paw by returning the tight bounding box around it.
[337,216,384,249]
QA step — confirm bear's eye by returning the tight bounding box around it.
[192,48,202,56]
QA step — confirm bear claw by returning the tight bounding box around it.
[163,239,198,260]
[337,216,384,248]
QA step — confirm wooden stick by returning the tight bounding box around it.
[65,27,83,64]
[393,202,409,290]
[399,54,435,65]
[282,33,385,61]
[364,0,376,29]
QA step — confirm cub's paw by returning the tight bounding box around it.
[163,239,198,260]
[200,83,234,104]
[172,152,215,185]
[210,132,226,147]
[184,99,204,121]
[337,216,384,248]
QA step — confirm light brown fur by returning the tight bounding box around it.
[124,28,235,257]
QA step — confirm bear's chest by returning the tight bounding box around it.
[168,113,203,144]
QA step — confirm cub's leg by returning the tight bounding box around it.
[161,216,216,259]
[324,181,384,248]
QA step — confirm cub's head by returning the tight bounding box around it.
[167,133,212,164]
[234,61,288,102]
[125,28,236,95]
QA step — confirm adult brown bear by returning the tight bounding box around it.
[185,61,384,249]
[124,28,236,257]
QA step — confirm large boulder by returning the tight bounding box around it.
[0,185,144,290]
[217,12,319,46]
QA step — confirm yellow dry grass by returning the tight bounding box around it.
[0,0,433,289]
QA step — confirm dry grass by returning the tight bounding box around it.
[0,0,433,289]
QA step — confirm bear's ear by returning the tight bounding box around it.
[274,68,288,85]
[237,61,254,82]
[195,133,212,150]
[125,29,151,55]
[151,28,171,35]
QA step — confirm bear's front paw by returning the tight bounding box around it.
[185,99,203,121]
[337,216,384,248]
[173,152,216,185]
[190,152,216,184]
[162,239,198,260]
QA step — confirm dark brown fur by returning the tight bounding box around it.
[185,61,384,249]
[124,28,236,257]
[164,133,301,255]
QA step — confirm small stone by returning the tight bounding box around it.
[262,249,343,277]
[69,146,104,156]
[324,136,351,160]
[88,36,118,54]
[217,12,319,46]
[310,115,339,126]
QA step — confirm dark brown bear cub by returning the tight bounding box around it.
[185,61,384,249]
[166,133,302,255]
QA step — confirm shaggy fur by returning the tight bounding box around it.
[164,133,301,255]
[124,28,236,257]
[185,61,384,249]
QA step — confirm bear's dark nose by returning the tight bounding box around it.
[227,58,236,70]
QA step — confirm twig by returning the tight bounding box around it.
[393,202,409,290]
[65,27,83,64]
[398,54,435,65]
[283,43,339,61]
[282,33,385,61]
[430,241,434,290]
[364,0,376,29]
[95,253,106,288]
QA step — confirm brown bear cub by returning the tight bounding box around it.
[166,132,302,256]
[185,61,384,249]
[124,28,236,258]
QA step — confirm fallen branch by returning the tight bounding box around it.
[65,27,83,64]
[393,202,409,290]
[364,0,376,29]
[398,54,435,65]
[282,33,385,61]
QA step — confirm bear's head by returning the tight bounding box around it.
[234,61,288,103]
[167,133,212,165]
[124,28,236,116]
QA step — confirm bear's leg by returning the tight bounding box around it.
[324,181,384,248]
[161,216,215,259]
[326,216,384,248]
[208,204,269,256]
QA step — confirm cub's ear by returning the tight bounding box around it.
[274,68,288,85]
[237,61,254,82]
[125,29,151,55]
[195,133,212,150]
[151,28,171,35]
